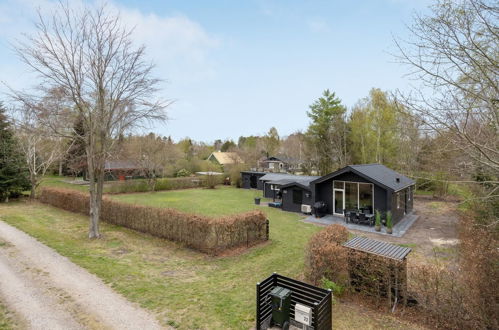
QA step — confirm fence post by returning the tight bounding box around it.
[256,282,261,330]
[266,219,270,240]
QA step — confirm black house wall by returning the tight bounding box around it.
[313,171,389,215]
[263,182,280,199]
[281,186,313,213]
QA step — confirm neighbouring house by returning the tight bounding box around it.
[104,160,143,181]
[208,151,243,168]
[311,164,415,224]
[240,164,415,224]
[258,155,302,173]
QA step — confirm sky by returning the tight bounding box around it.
[0,0,431,143]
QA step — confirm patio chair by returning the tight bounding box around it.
[358,213,369,225]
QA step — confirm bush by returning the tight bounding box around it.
[175,169,190,177]
[105,177,205,194]
[321,277,344,297]
[39,187,268,254]
[305,224,349,286]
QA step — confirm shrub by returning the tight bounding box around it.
[39,187,268,254]
[321,277,344,297]
[105,177,205,194]
[305,224,349,286]
[175,169,190,177]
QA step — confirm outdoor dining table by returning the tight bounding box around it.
[345,211,375,226]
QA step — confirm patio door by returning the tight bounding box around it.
[333,189,345,215]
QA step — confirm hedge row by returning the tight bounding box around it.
[39,187,268,254]
[105,177,215,194]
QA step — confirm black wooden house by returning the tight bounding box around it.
[241,163,415,224]
[311,164,415,224]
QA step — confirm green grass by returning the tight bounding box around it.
[0,301,17,330]
[39,175,90,192]
[0,187,423,329]
[0,188,317,329]
[109,186,266,217]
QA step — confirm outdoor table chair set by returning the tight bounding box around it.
[344,209,375,226]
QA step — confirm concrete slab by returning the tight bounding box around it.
[303,213,419,238]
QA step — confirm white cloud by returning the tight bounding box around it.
[0,0,220,93]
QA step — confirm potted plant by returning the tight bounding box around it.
[386,211,393,234]
[374,210,381,231]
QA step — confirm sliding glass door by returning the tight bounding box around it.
[333,180,374,215]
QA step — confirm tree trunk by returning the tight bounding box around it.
[87,140,101,239]
[30,186,36,199]
[58,161,63,176]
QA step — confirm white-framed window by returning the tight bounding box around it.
[408,187,411,201]
[269,163,275,169]
[270,184,279,191]
[397,193,400,209]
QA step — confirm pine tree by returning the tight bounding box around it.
[0,103,29,201]
[306,90,347,175]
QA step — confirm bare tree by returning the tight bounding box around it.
[14,104,67,199]
[122,133,167,191]
[13,3,168,238]
[394,0,499,176]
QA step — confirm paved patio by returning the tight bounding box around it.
[303,212,419,238]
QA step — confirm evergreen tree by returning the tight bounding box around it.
[306,90,347,175]
[0,103,29,201]
[63,115,87,177]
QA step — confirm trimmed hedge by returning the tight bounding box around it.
[39,187,268,254]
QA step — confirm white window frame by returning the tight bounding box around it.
[397,193,400,209]
[333,180,374,214]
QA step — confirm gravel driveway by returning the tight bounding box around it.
[0,220,165,330]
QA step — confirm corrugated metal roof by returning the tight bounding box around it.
[259,173,320,186]
[343,236,412,261]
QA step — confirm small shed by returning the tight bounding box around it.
[343,236,412,307]
[259,173,319,199]
[279,182,313,213]
[240,171,266,189]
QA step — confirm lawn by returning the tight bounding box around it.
[0,300,16,330]
[0,187,423,329]
[109,186,266,216]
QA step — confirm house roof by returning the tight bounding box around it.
[104,160,141,170]
[279,181,312,191]
[240,171,267,175]
[208,152,243,165]
[262,155,301,164]
[312,164,415,192]
[260,173,320,187]
[343,236,412,261]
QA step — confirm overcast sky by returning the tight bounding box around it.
[0,0,431,143]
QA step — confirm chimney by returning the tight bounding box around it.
[396,178,400,183]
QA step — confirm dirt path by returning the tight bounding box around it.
[0,220,165,330]
[351,196,460,258]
